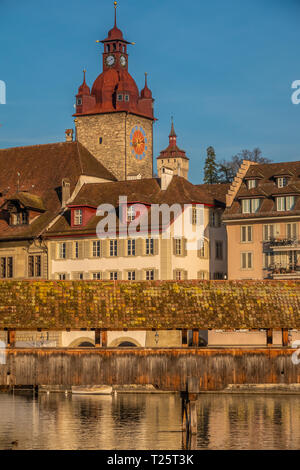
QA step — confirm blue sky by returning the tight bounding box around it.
[1,0,300,183]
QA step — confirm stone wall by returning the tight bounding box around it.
[75,112,153,181]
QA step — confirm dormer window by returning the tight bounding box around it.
[276,196,295,211]
[74,209,83,226]
[10,210,28,226]
[241,198,261,214]
[124,94,129,102]
[277,177,288,188]
[76,98,82,106]
[117,94,123,101]
[247,179,257,189]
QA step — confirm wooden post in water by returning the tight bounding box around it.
[181,376,200,449]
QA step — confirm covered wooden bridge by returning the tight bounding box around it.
[0,280,299,390]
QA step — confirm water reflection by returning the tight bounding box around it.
[0,393,299,449]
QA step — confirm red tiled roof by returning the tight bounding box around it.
[0,142,116,239]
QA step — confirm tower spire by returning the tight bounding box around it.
[114,1,117,27]
[169,117,177,146]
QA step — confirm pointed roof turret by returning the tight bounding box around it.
[141,73,152,99]
[78,69,90,96]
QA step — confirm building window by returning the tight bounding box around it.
[175,238,182,255]
[277,177,288,188]
[124,94,130,102]
[215,241,223,260]
[198,271,209,280]
[110,271,118,280]
[263,224,276,241]
[127,271,135,280]
[241,252,253,269]
[146,238,154,255]
[74,209,82,226]
[99,137,103,144]
[247,179,257,189]
[0,257,13,279]
[28,255,41,278]
[276,196,295,211]
[264,252,274,269]
[127,205,136,221]
[192,207,197,225]
[117,94,123,101]
[73,272,84,280]
[286,223,297,240]
[127,239,136,256]
[10,211,28,226]
[175,270,182,280]
[76,98,82,106]
[241,198,261,214]
[198,239,208,258]
[75,242,79,259]
[210,210,221,227]
[93,240,101,257]
[92,272,102,280]
[59,243,66,259]
[58,273,66,280]
[241,226,253,243]
[146,270,154,281]
[213,272,224,280]
[109,240,118,257]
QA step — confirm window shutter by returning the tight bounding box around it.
[183,270,188,280]
[173,238,177,255]
[183,238,187,257]
[66,273,71,280]
[153,238,159,255]
[118,239,125,257]
[84,240,91,258]
[117,271,122,280]
[50,243,57,260]
[136,238,143,256]
[78,241,84,259]
[83,272,90,280]
[154,269,159,280]
[42,253,48,279]
[275,224,280,237]
[66,242,72,259]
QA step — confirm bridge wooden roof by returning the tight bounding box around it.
[0,280,299,330]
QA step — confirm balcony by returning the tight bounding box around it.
[263,237,300,252]
[264,263,300,279]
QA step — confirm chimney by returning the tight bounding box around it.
[62,178,71,208]
[160,167,173,191]
[65,129,74,142]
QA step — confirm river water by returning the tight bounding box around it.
[0,392,299,450]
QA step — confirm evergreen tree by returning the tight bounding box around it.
[204,146,219,184]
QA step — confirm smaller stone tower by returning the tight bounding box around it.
[157,120,189,180]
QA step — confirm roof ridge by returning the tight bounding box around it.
[0,141,75,152]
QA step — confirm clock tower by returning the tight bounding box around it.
[74,2,155,181]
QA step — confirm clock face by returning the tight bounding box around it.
[130,126,148,160]
[105,55,115,67]
[120,55,127,67]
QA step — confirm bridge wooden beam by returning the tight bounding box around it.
[282,328,289,347]
[7,329,15,348]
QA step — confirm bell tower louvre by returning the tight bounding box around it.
[74,2,154,181]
